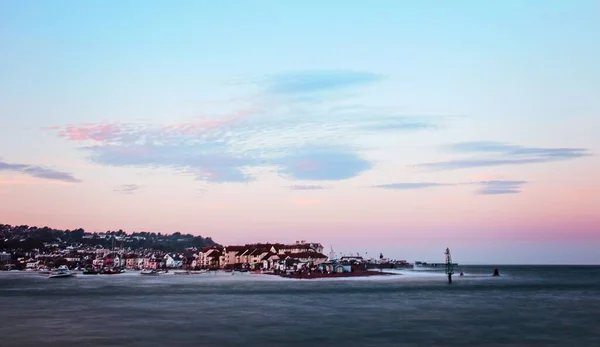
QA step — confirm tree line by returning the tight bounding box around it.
[0,223,219,253]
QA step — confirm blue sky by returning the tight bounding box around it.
[1,1,599,263]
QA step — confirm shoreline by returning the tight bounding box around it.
[266,270,398,280]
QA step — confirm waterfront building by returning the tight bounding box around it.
[198,241,327,270]
[0,252,12,262]
[198,246,223,268]
[125,254,139,270]
[164,254,183,268]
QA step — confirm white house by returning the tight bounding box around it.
[0,252,11,262]
[164,254,183,268]
[26,261,40,270]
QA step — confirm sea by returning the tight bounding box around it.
[1,265,599,347]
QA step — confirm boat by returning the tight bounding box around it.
[141,269,159,276]
[100,267,122,275]
[82,268,99,275]
[48,265,74,278]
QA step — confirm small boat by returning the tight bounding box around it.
[100,267,122,275]
[48,266,74,278]
[174,271,191,275]
[141,269,159,276]
[82,268,100,275]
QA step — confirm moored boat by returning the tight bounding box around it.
[48,265,74,278]
[82,268,100,275]
[141,269,159,276]
[100,267,122,275]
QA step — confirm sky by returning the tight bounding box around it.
[1,0,599,264]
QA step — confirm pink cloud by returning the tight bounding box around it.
[58,123,122,142]
[49,107,258,145]
[160,119,231,135]
[43,105,418,184]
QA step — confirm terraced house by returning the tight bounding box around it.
[197,241,327,270]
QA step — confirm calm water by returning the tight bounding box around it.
[1,266,599,346]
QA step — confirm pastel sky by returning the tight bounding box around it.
[1,1,599,264]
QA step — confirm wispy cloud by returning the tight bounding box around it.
[477,180,526,195]
[85,142,257,183]
[290,184,328,190]
[374,180,527,195]
[48,70,440,184]
[264,70,383,95]
[0,159,80,183]
[276,146,372,181]
[113,184,141,195]
[416,141,590,170]
[58,123,124,142]
[373,182,453,190]
[362,119,436,132]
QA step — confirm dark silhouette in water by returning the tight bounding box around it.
[445,248,454,284]
[460,272,464,276]
[493,268,500,276]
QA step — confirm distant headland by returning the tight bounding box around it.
[1,223,414,279]
[0,223,218,253]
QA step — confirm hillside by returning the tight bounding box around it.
[0,223,219,254]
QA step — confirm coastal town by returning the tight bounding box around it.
[0,223,415,278]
